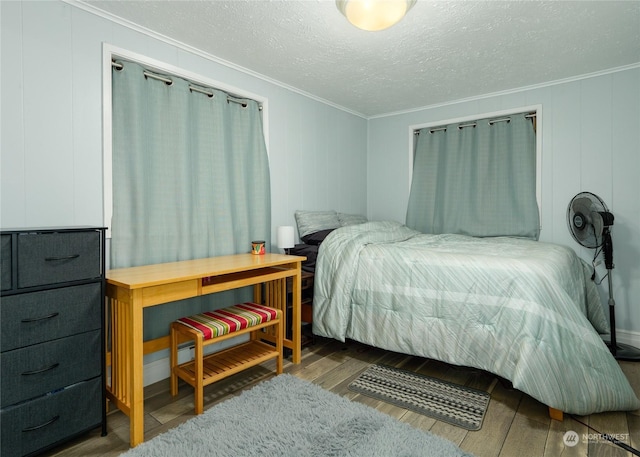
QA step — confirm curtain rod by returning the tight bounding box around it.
[189,85,213,98]
[143,70,172,85]
[488,117,511,125]
[415,112,536,135]
[112,60,262,110]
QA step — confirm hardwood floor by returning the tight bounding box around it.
[44,336,640,457]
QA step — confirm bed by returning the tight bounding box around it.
[309,219,640,416]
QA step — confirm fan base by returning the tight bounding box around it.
[604,340,640,361]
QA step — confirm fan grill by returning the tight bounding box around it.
[566,192,609,249]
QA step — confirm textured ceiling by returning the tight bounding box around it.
[79,0,640,117]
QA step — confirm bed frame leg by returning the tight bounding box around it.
[549,407,564,421]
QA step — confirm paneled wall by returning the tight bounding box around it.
[0,1,368,244]
[367,67,640,340]
[2,1,638,347]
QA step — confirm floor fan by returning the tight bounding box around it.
[567,192,640,360]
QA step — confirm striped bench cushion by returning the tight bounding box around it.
[175,302,280,341]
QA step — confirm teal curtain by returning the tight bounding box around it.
[406,114,539,239]
[111,60,270,341]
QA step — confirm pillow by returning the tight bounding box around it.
[301,228,335,246]
[338,212,368,227]
[294,210,340,239]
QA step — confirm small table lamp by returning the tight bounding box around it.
[277,226,295,255]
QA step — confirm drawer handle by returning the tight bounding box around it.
[21,363,60,376]
[45,254,80,261]
[21,312,60,323]
[22,415,60,432]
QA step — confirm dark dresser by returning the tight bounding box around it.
[0,227,107,457]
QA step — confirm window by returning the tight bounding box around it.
[407,107,541,239]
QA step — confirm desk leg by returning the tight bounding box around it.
[256,272,301,364]
[129,290,145,447]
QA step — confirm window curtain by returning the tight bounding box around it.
[111,60,270,341]
[406,114,539,239]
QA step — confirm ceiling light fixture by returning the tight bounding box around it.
[336,0,417,31]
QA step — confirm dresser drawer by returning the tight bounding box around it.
[1,234,12,291]
[1,330,101,407]
[17,231,101,288]
[1,283,101,352]
[0,377,101,457]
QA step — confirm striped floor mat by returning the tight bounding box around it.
[348,364,490,431]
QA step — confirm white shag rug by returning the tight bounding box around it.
[120,374,474,457]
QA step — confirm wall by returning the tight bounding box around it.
[367,67,640,342]
[0,1,368,385]
[3,0,639,361]
[0,1,368,243]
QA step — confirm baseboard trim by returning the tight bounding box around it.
[614,328,640,351]
[141,329,640,387]
[142,334,247,387]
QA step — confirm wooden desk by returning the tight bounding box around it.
[105,253,304,447]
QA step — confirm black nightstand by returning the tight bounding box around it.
[300,271,314,324]
[286,270,314,346]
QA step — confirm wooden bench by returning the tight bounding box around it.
[170,302,283,414]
